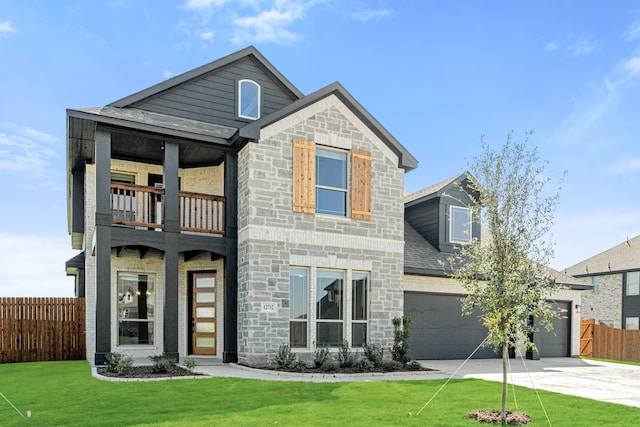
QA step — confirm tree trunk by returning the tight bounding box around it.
[501,345,508,425]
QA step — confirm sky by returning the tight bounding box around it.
[1,1,639,297]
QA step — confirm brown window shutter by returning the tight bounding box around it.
[292,138,316,213]
[351,149,371,220]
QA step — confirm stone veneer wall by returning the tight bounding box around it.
[236,95,406,364]
[580,273,623,328]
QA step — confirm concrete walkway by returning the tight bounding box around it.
[421,357,640,408]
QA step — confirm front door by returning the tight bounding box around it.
[191,272,217,355]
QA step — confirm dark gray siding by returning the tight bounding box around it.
[405,199,439,248]
[131,57,298,128]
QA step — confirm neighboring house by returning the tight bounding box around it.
[565,235,640,329]
[65,47,586,366]
[402,173,590,359]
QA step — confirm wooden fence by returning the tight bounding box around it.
[580,318,640,362]
[0,297,85,363]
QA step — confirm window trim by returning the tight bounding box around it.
[117,272,155,346]
[289,267,309,348]
[625,316,639,330]
[450,205,472,244]
[351,271,369,347]
[315,146,349,217]
[626,271,639,296]
[237,79,261,120]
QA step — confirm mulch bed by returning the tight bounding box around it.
[466,410,532,425]
[97,365,202,378]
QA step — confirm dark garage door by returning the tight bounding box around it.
[532,302,571,358]
[404,293,570,359]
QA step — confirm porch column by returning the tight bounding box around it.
[223,150,238,363]
[94,129,112,365]
[163,141,180,361]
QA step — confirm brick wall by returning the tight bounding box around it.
[581,273,623,328]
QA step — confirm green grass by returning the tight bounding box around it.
[1,361,639,426]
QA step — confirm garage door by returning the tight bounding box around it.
[532,302,571,357]
[404,293,570,360]
[404,292,499,359]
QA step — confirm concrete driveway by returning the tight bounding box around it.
[420,357,640,408]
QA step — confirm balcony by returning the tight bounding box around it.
[111,183,225,235]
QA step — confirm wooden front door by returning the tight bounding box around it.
[191,272,217,355]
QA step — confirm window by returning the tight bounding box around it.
[592,276,600,293]
[626,317,639,330]
[316,270,344,346]
[117,273,155,345]
[626,271,639,296]
[450,206,472,244]
[351,272,369,347]
[292,139,371,220]
[111,172,136,223]
[289,268,309,348]
[316,147,348,216]
[238,79,260,120]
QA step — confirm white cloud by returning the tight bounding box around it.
[232,7,303,44]
[108,0,130,9]
[626,19,640,41]
[607,157,640,174]
[0,20,17,34]
[350,8,392,22]
[566,38,595,57]
[0,232,76,297]
[624,55,640,74]
[163,70,175,79]
[183,0,230,10]
[199,29,215,41]
[545,41,559,51]
[0,124,62,189]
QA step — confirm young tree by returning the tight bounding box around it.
[445,131,566,424]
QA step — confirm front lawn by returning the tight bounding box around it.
[1,361,639,426]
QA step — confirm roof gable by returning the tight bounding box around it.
[565,235,640,276]
[239,81,418,171]
[109,46,303,129]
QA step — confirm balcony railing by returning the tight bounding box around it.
[110,183,225,235]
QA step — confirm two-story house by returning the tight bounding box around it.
[65,46,417,365]
[66,46,587,366]
[401,173,590,359]
[565,235,640,329]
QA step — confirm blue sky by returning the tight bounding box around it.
[1,1,639,296]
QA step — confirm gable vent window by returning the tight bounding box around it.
[450,206,472,244]
[238,79,261,120]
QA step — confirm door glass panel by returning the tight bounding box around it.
[196,292,215,303]
[196,337,215,348]
[196,307,215,318]
[196,277,215,288]
[196,322,215,333]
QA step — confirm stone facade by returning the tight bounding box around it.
[236,95,406,364]
[580,274,623,328]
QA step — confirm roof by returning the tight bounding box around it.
[404,219,591,289]
[239,81,418,171]
[404,172,478,206]
[110,45,303,108]
[564,235,640,276]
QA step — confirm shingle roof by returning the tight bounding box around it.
[404,173,465,205]
[564,235,640,276]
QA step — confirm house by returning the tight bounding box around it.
[565,235,640,329]
[65,46,585,366]
[402,173,590,359]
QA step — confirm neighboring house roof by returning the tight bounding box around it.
[109,45,303,107]
[239,81,418,171]
[565,235,640,277]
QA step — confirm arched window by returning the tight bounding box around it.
[238,79,261,120]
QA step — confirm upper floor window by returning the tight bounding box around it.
[450,206,472,244]
[238,79,261,120]
[316,147,348,217]
[292,139,371,220]
[626,271,639,296]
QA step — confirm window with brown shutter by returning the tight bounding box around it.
[351,150,371,221]
[292,139,316,213]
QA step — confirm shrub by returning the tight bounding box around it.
[362,342,384,367]
[338,340,355,368]
[382,360,403,372]
[149,354,174,374]
[391,316,413,365]
[104,352,133,375]
[313,341,330,368]
[183,358,198,373]
[274,344,298,369]
[356,358,375,372]
[405,360,424,371]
